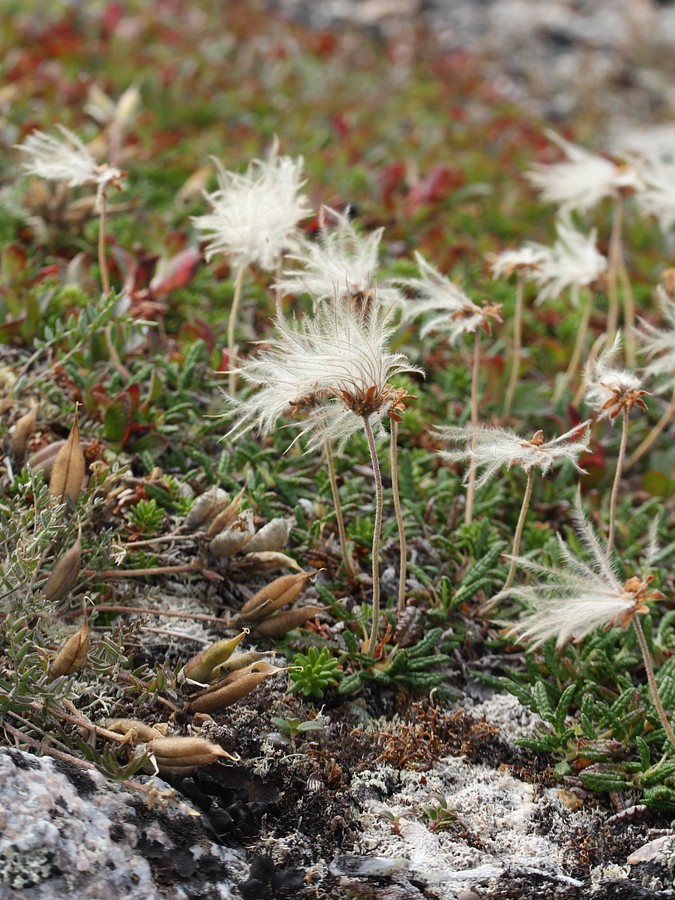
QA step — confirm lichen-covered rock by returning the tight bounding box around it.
[0,749,245,899]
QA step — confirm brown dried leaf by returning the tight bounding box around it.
[47,615,89,680]
[49,406,85,504]
[43,527,82,603]
[9,405,37,460]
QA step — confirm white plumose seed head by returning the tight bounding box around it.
[636,156,675,234]
[584,333,647,420]
[527,214,607,304]
[192,143,311,271]
[499,505,661,649]
[276,206,401,307]
[437,422,590,488]
[224,300,421,451]
[489,245,546,279]
[397,252,502,343]
[637,285,675,394]
[527,130,643,214]
[16,125,124,210]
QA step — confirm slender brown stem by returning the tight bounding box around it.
[632,615,675,748]
[606,194,622,347]
[228,265,247,395]
[504,271,524,419]
[362,414,384,657]
[503,469,535,592]
[325,440,355,580]
[83,605,230,626]
[98,190,110,296]
[389,419,407,615]
[465,332,480,526]
[93,561,204,579]
[607,407,628,557]
[554,284,591,402]
[625,386,675,470]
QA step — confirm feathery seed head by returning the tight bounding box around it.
[224,299,421,451]
[499,505,662,649]
[636,156,675,234]
[637,286,675,393]
[527,130,643,214]
[584,333,647,420]
[437,422,590,488]
[527,214,607,304]
[16,125,125,211]
[276,206,401,308]
[192,141,310,271]
[397,252,502,343]
[488,245,546,279]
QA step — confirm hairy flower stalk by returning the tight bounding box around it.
[324,441,355,581]
[490,248,544,418]
[224,299,420,651]
[438,422,590,597]
[192,142,310,393]
[500,507,675,747]
[584,334,647,555]
[397,253,502,524]
[627,285,675,469]
[389,417,407,614]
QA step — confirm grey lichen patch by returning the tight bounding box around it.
[0,847,54,890]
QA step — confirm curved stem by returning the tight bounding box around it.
[98,190,110,297]
[606,194,622,348]
[465,332,481,526]
[625,386,675,470]
[325,440,355,581]
[389,419,407,615]
[227,265,247,395]
[632,615,675,749]
[362,414,383,658]
[553,285,591,402]
[504,271,524,419]
[503,469,535,592]
[607,407,628,558]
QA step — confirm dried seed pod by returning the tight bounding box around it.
[9,405,37,461]
[43,527,82,603]
[239,571,315,623]
[47,616,89,680]
[229,551,304,574]
[204,487,246,539]
[179,629,249,685]
[182,486,230,533]
[208,508,254,558]
[28,439,66,475]
[252,605,325,639]
[209,650,263,681]
[185,662,283,715]
[244,518,291,554]
[147,735,234,774]
[49,406,85,504]
[106,719,163,743]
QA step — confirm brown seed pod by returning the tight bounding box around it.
[28,439,66,475]
[43,527,82,604]
[182,486,230,533]
[244,518,291,554]
[208,508,254,558]
[180,629,249,685]
[106,719,163,743]
[146,735,234,774]
[204,487,246,539]
[209,650,263,681]
[239,571,315,622]
[185,663,283,715]
[9,405,37,461]
[47,616,89,680]
[49,406,85,504]
[252,605,325,639]
[228,551,304,574]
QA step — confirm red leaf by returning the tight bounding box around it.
[149,246,201,298]
[378,161,407,209]
[405,165,464,216]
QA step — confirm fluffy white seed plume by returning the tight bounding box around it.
[397,252,502,342]
[500,503,662,649]
[16,125,125,210]
[584,332,647,420]
[224,300,421,451]
[527,130,642,214]
[638,286,675,393]
[527,214,607,304]
[192,141,311,271]
[489,246,546,279]
[276,206,401,307]
[437,422,590,489]
[636,156,675,234]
